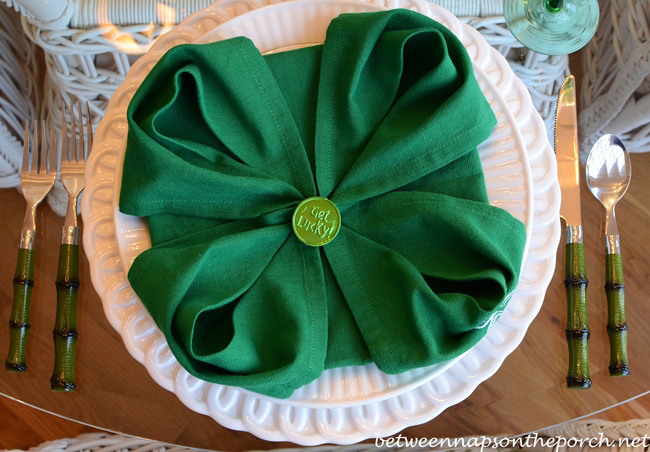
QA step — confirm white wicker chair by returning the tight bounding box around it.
[0,6,46,200]
[446,419,650,452]
[0,0,569,192]
[5,0,571,126]
[10,432,405,452]
[538,419,650,452]
[580,0,650,160]
[10,420,650,452]
[0,8,32,189]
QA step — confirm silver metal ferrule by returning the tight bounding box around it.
[19,230,36,250]
[61,226,79,245]
[606,234,621,254]
[566,225,583,244]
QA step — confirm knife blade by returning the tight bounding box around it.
[555,74,591,389]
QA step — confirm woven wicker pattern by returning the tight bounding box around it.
[22,433,200,452]
[0,0,569,217]
[13,420,650,452]
[538,419,650,452]
[0,3,70,215]
[580,0,650,160]
[19,432,403,452]
[0,5,39,189]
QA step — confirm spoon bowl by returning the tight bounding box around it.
[586,135,631,235]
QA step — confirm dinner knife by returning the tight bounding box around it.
[555,75,591,389]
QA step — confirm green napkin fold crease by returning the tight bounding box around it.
[119,9,527,399]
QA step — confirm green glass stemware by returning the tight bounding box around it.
[504,0,599,55]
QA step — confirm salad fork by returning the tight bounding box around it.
[6,120,57,372]
[51,101,92,392]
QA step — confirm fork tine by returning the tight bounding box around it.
[62,102,68,163]
[39,120,47,175]
[70,102,76,163]
[77,101,83,164]
[32,120,38,174]
[49,121,56,175]
[85,102,92,161]
[22,120,29,175]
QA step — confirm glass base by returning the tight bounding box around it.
[504,0,599,55]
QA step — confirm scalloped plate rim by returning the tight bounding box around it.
[82,0,559,445]
[110,0,532,408]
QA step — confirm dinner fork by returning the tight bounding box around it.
[6,120,57,372]
[51,102,92,392]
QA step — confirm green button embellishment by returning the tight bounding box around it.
[292,197,341,246]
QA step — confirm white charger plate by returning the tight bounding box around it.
[82,0,560,445]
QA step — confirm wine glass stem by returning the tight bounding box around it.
[546,0,563,13]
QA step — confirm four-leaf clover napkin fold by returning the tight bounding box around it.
[119,9,527,399]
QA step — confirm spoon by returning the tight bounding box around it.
[586,134,631,377]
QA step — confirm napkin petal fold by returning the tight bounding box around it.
[121,37,316,221]
[323,190,525,372]
[316,11,496,206]
[128,214,328,398]
[127,214,291,329]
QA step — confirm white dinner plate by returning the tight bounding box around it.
[82,0,560,445]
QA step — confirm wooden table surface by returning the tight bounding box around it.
[1,148,650,449]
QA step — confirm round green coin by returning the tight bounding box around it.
[292,197,341,246]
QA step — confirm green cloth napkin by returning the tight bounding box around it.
[119,9,527,399]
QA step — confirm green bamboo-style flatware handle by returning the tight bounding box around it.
[51,242,79,391]
[585,134,631,378]
[6,248,35,372]
[605,251,629,376]
[565,240,591,389]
